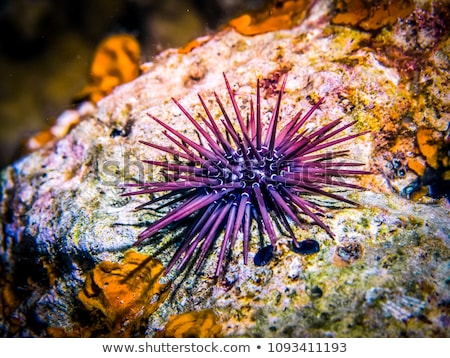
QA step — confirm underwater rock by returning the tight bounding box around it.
[1,0,449,337]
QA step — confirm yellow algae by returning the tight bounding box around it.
[75,34,141,104]
[407,157,426,176]
[416,127,439,169]
[155,309,222,338]
[228,0,309,36]
[332,0,368,27]
[78,251,170,335]
[47,324,90,338]
[178,35,212,54]
[26,129,55,151]
[359,0,414,31]
[409,186,429,201]
[332,0,414,31]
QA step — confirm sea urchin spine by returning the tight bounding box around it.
[123,73,369,276]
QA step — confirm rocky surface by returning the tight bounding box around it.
[1,0,449,337]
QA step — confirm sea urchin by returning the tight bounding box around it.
[123,73,369,276]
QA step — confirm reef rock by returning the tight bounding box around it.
[1,0,449,337]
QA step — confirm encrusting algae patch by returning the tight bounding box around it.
[228,0,311,36]
[331,0,414,31]
[175,0,314,57]
[404,126,450,200]
[75,34,141,104]
[78,251,170,336]
[416,127,440,170]
[155,309,222,338]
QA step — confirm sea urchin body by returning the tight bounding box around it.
[123,73,369,276]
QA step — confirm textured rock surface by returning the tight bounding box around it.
[1,0,449,337]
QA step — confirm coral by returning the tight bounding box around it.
[155,309,222,338]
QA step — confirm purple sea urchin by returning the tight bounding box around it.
[123,73,369,276]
